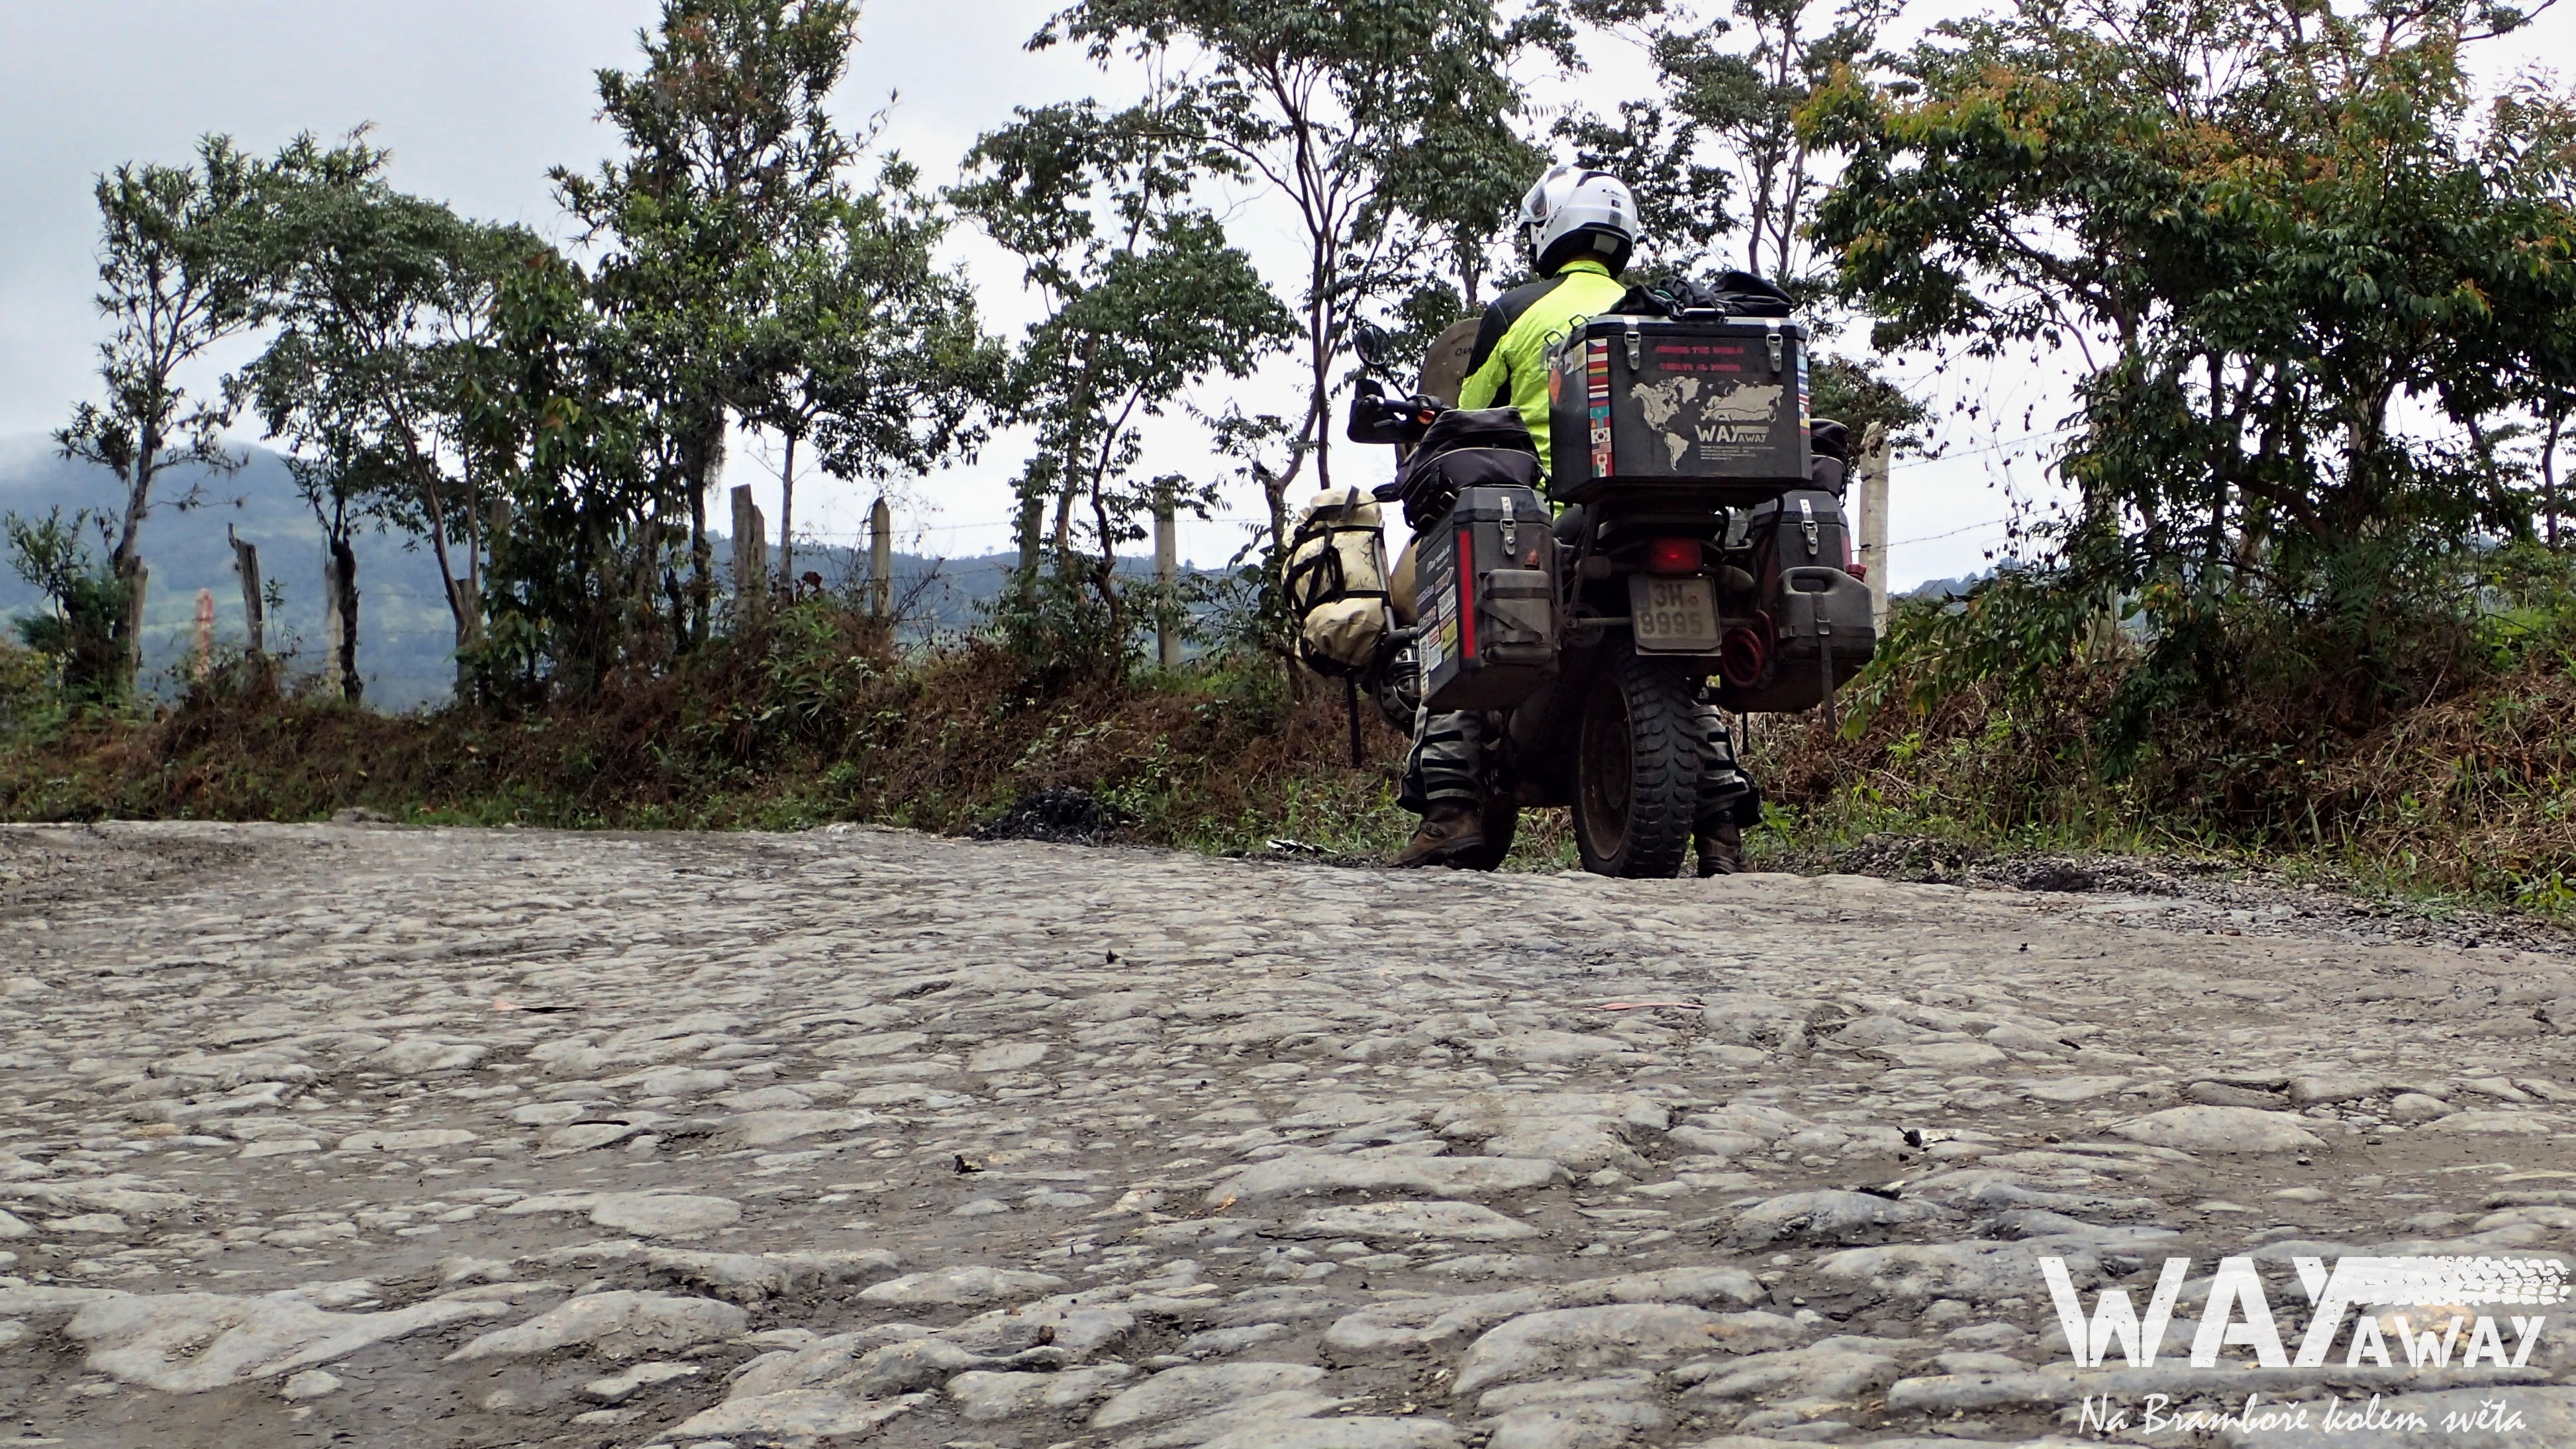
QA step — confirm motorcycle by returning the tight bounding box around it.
[1334,301,1877,877]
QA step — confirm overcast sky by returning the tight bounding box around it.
[6,1,2565,587]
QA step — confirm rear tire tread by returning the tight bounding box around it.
[1575,647,1703,878]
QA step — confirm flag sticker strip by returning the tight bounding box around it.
[1587,337,1613,479]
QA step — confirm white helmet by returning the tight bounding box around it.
[1520,164,1638,275]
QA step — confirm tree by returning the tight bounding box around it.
[556,0,861,647]
[737,162,1002,589]
[55,135,272,691]
[958,93,1295,670]
[1557,95,1736,281]
[1560,0,1897,294]
[2491,75,2576,548]
[3,509,128,705]
[1365,68,1553,379]
[250,331,383,703]
[245,134,535,696]
[1036,0,1571,540]
[470,249,664,698]
[1809,354,1930,456]
[1804,0,2576,723]
[1689,0,1895,288]
[1371,30,1555,316]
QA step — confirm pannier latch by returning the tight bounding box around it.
[1499,493,1519,554]
[1624,317,1642,372]
[1765,325,1784,375]
[1799,497,1818,558]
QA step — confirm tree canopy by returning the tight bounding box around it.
[1808,0,2576,740]
[29,0,2384,701]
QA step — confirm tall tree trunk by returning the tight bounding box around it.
[2544,403,2567,552]
[1089,477,1124,674]
[686,416,722,648]
[462,458,485,602]
[1051,336,1111,558]
[114,554,148,693]
[109,428,161,690]
[1052,479,1077,554]
[1015,489,1044,605]
[324,534,363,705]
[111,417,158,570]
[1308,299,1333,493]
[778,430,797,589]
[689,488,710,646]
[415,476,476,696]
[1260,445,1306,560]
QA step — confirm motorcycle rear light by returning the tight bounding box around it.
[1646,538,1701,574]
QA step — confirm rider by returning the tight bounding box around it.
[1393,164,1761,874]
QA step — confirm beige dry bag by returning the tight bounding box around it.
[1281,486,1393,674]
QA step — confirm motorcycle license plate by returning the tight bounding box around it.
[1630,575,1720,653]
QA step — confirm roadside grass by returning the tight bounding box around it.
[6,600,2576,925]
[1737,689,2568,926]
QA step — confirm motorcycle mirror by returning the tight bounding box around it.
[1351,321,1391,374]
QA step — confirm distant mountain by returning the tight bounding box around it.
[1900,560,2032,604]
[1901,572,1985,603]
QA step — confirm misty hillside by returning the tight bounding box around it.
[0,439,1200,710]
[0,440,468,709]
[0,439,1040,709]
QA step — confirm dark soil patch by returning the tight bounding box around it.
[970,787,1128,844]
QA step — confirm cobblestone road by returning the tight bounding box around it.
[3,822,2575,1448]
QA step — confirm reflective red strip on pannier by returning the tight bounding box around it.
[1456,528,1476,661]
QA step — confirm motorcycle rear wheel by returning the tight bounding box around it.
[1573,646,1701,878]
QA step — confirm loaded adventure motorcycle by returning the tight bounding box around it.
[1283,277,1877,878]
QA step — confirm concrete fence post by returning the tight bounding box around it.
[1859,422,1891,633]
[1154,491,1180,670]
[228,526,263,659]
[730,485,768,623]
[868,497,892,620]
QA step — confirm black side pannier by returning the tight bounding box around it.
[1718,487,1876,712]
[1417,483,1560,712]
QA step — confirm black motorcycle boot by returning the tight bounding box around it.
[1394,802,1485,868]
[1696,820,1745,877]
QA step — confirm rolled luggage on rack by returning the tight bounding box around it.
[1282,485,1394,675]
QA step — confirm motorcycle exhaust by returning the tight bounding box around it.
[1718,623,1770,689]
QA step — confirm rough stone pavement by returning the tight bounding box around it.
[3,821,2575,1449]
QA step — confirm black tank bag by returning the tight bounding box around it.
[1391,407,1543,530]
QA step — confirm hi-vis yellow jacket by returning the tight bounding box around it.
[1454,257,1629,462]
